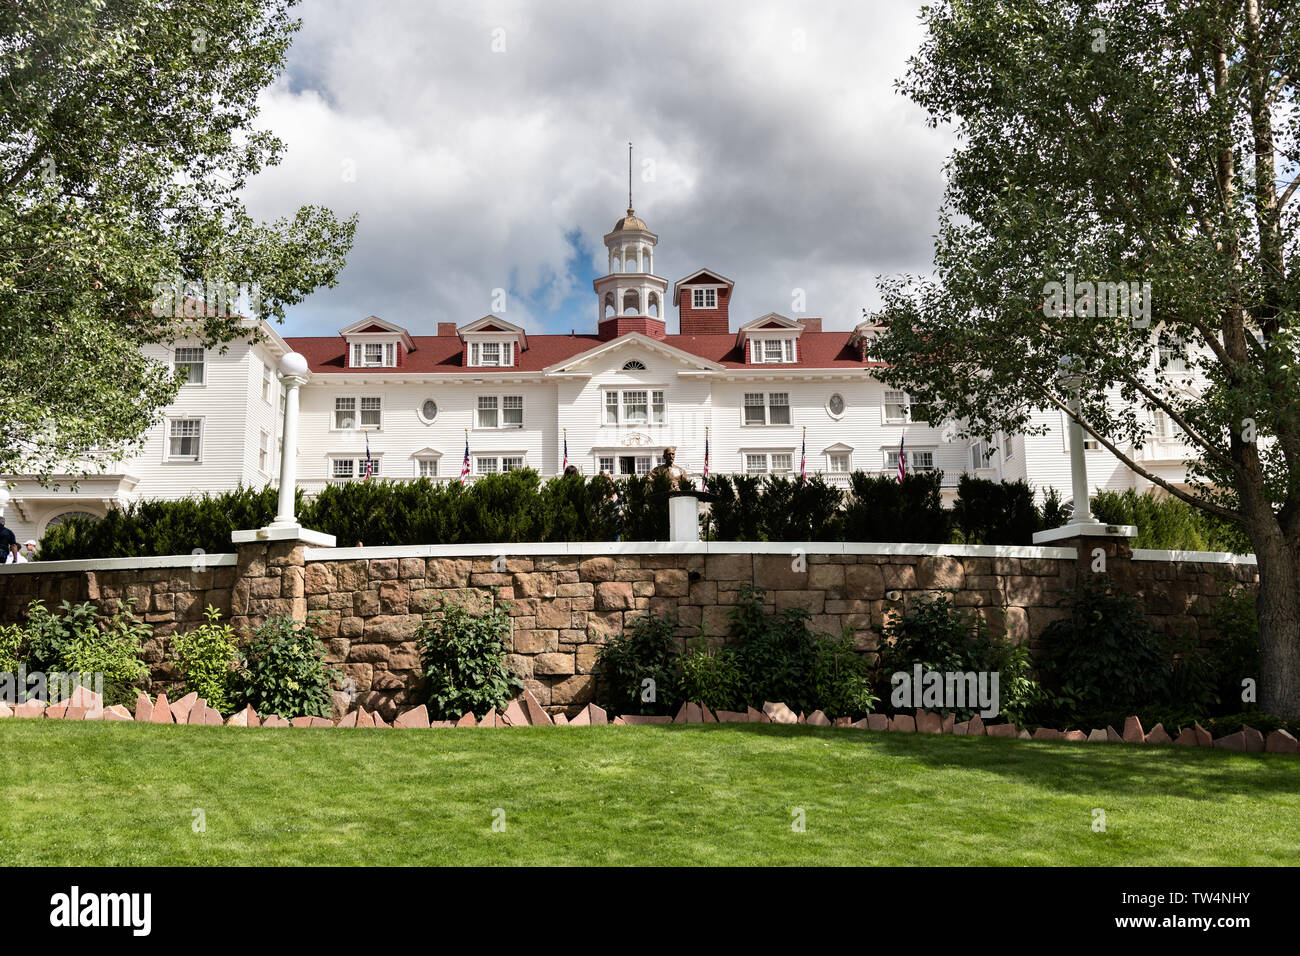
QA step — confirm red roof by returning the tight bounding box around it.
[285,330,880,373]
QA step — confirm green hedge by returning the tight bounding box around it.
[39,470,1249,559]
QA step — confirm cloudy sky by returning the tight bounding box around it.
[241,0,953,338]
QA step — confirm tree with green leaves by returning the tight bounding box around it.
[869,0,1300,715]
[1,0,355,480]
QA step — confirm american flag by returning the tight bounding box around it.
[703,428,710,479]
[459,434,470,485]
[799,427,807,485]
[363,433,375,481]
[897,434,907,483]
[562,429,568,471]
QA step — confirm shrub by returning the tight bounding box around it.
[703,475,763,540]
[1091,489,1250,553]
[595,611,681,716]
[808,631,879,718]
[952,476,1040,545]
[725,586,876,715]
[676,643,745,713]
[18,599,149,706]
[1203,585,1260,711]
[875,592,1039,723]
[0,623,23,676]
[1038,487,1072,531]
[170,606,240,715]
[1037,581,1171,718]
[416,597,522,719]
[39,486,285,560]
[759,475,844,541]
[842,471,950,543]
[233,616,337,719]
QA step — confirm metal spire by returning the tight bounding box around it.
[628,141,633,212]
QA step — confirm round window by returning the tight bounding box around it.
[420,399,438,423]
[828,393,845,417]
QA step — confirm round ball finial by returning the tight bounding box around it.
[279,351,309,378]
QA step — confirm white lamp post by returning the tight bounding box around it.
[231,350,336,547]
[271,351,309,529]
[1032,355,1135,544]
[1058,355,1096,525]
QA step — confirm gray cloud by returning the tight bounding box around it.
[241,0,953,335]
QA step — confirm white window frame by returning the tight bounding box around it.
[476,394,525,430]
[259,429,271,474]
[691,288,717,309]
[602,388,666,425]
[349,339,398,368]
[749,337,797,364]
[165,417,203,462]
[415,456,441,478]
[885,448,935,472]
[468,339,516,368]
[883,390,910,425]
[828,452,851,473]
[333,395,383,431]
[174,347,205,385]
[743,450,796,475]
[330,455,382,480]
[474,454,527,475]
[262,363,273,404]
[742,392,792,427]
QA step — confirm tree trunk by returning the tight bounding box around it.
[1247,517,1300,718]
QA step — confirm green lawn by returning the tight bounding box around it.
[1,720,1296,866]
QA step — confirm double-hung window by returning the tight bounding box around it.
[692,288,717,309]
[477,395,523,428]
[604,389,666,424]
[743,393,791,426]
[468,341,515,367]
[884,390,909,424]
[750,338,795,363]
[167,419,202,460]
[175,347,205,384]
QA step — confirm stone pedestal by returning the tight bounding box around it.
[1033,521,1137,590]
[668,492,704,542]
[229,526,335,634]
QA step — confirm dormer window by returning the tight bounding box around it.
[469,341,514,367]
[750,338,796,363]
[692,288,717,309]
[339,317,413,369]
[352,342,395,367]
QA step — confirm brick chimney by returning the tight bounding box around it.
[799,317,822,333]
[437,322,457,337]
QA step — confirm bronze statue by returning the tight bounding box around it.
[649,446,688,490]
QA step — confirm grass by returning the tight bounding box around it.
[1,720,1297,866]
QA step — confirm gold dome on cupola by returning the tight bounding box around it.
[613,208,648,232]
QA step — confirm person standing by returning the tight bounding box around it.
[0,518,15,557]
[2,543,25,564]
[22,540,38,561]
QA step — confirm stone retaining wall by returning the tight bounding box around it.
[0,539,1259,718]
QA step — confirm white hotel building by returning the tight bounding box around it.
[1,206,1197,544]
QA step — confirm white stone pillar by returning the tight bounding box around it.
[272,352,309,528]
[1067,393,1092,524]
[668,494,700,542]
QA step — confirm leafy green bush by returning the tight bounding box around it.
[594,611,682,716]
[875,592,1040,723]
[1037,581,1172,719]
[676,642,745,713]
[1203,585,1260,710]
[1091,489,1250,553]
[842,471,951,543]
[416,597,523,719]
[952,476,1040,545]
[757,475,845,541]
[18,599,149,706]
[0,623,23,676]
[725,586,876,716]
[170,606,240,715]
[233,616,337,719]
